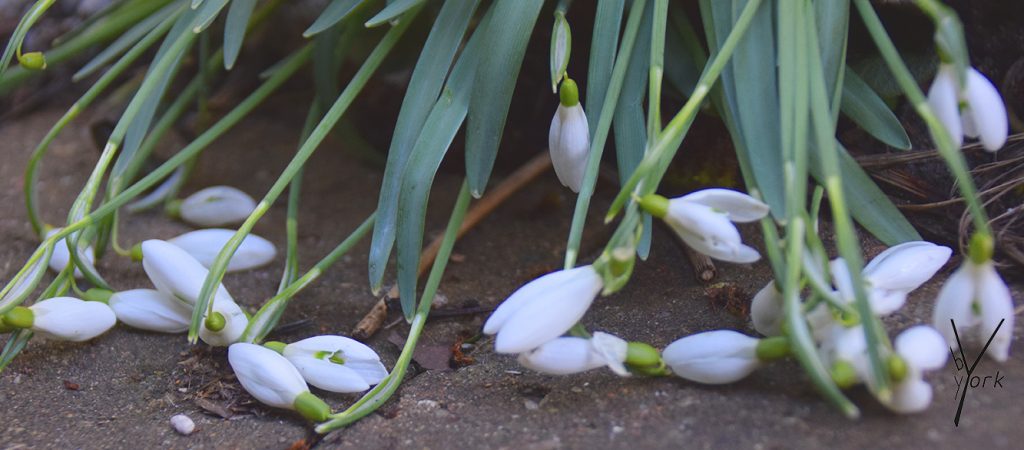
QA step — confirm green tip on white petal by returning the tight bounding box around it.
[82,288,113,303]
[165,199,183,218]
[263,341,286,354]
[205,311,226,332]
[559,78,580,107]
[18,51,46,70]
[294,391,331,422]
[2,306,34,329]
[755,336,789,361]
[637,194,669,219]
[831,360,858,389]
[968,233,994,264]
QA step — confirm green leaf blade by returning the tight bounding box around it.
[223,0,257,69]
[304,0,362,37]
[840,67,911,149]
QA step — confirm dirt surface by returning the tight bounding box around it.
[0,101,1021,450]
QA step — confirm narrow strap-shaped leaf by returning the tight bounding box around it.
[73,1,182,81]
[465,0,545,196]
[586,0,626,137]
[0,243,52,314]
[304,0,362,37]
[815,0,850,123]
[368,0,481,292]
[394,15,488,320]
[192,0,229,33]
[223,0,257,69]
[0,330,33,373]
[662,5,704,97]
[613,4,652,259]
[365,0,424,28]
[840,67,911,149]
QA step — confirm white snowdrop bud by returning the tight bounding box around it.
[549,78,590,192]
[228,343,330,422]
[639,190,769,264]
[24,297,115,341]
[140,239,236,306]
[483,265,603,354]
[45,228,95,279]
[168,229,276,272]
[662,330,762,384]
[109,289,192,333]
[177,186,256,227]
[281,335,389,393]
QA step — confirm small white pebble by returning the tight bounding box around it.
[170,414,195,435]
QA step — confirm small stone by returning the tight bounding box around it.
[170,414,195,436]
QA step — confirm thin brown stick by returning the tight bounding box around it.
[684,245,717,283]
[352,152,554,339]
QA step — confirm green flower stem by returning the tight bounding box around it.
[647,0,667,140]
[0,0,174,94]
[805,8,891,402]
[0,45,312,316]
[278,106,321,294]
[563,0,647,270]
[190,5,423,343]
[854,0,990,236]
[22,9,181,237]
[316,181,472,434]
[605,0,764,222]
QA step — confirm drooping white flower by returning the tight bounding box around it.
[887,325,948,413]
[641,189,770,263]
[750,281,784,337]
[517,331,629,376]
[549,78,590,192]
[483,265,603,354]
[45,228,95,279]
[932,259,1014,362]
[831,241,951,315]
[28,297,116,341]
[168,229,277,272]
[178,186,256,227]
[662,330,762,384]
[281,335,388,393]
[927,64,1008,152]
[140,239,247,346]
[109,289,192,333]
[227,343,330,421]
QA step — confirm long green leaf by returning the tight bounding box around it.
[464,0,544,197]
[304,0,362,37]
[394,12,488,320]
[586,0,626,136]
[365,0,424,28]
[368,0,480,292]
[73,1,181,81]
[840,67,911,149]
[815,0,850,123]
[223,0,257,69]
[0,330,33,373]
[192,0,228,33]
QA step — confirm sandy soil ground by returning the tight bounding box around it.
[0,100,1021,449]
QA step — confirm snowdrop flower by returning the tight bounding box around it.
[175,186,256,227]
[140,239,247,346]
[932,257,1014,362]
[1,297,116,342]
[639,189,770,263]
[517,332,628,376]
[927,64,1008,151]
[276,335,388,393]
[45,228,95,279]
[831,241,951,315]
[168,229,277,272]
[109,289,192,333]
[887,325,948,413]
[750,281,784,337]
[549,78,590,192]
[662,330,764,384]
[227,343,330,421]
[484,265,603,354]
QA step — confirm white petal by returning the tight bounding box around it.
[830,258,855,302]
[750,281,784,337]
[228,343,307,409]
[141,239,235,306]
[549,104,590,192]
[868,288,907,316]
[493,266,602,354]
[964,67,1008,151]
[895,325,948,371]
[109,289,192,333]
[517,337,605,375]
[863,241,951,293]
[927,64,964,147]
[678,188,770,223]
[887,378,933,414]
[662,330,760,384]
[977,263,1014,362]
[30,297,116,342]
[179,186,256,227]
[198,299,248,347]
[286,354,371,393]
[168,229,277,272]
[666,200,759,263]
[590,331,629,376]
[45,228,95,279]
[484,266,595,335]
[284,335,387,385]
[931,264,978,349]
